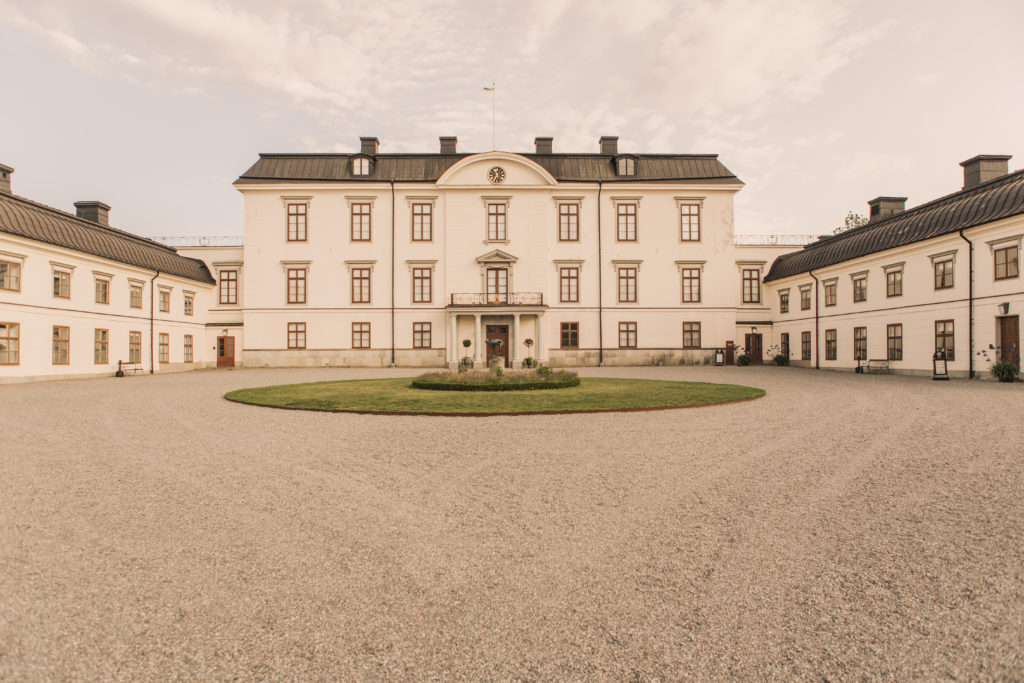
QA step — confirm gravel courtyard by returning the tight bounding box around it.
[1,366,1021,680]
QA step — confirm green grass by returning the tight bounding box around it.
[224,377,765,415]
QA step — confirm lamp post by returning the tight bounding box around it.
[933,349,949,380]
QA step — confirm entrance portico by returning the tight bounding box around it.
[447,308,548,368]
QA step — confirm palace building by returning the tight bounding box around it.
[2,141,1020,382]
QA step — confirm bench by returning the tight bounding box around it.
[862,358,890,374]
[116,361,143,376]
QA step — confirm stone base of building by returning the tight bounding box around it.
[547,348,716,367]
[241,349,446,368]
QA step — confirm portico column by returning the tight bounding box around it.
[450,313,459,364]
[512,313,521,366]
[474,314,483,364]
[536,313,545,362]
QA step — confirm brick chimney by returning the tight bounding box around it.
[960,155,1011,190]
[534,137,553,154]
[0,164,11,194]
[867,196,907,223]
[75,201,111,227]
[599,136,619,155]
[359,137,380,155]
[439,136,457,154]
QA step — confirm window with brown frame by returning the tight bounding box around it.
[0,322,19,364]
[780,333,790,358]
[351,203,371,241]
[486,268,508,304]
[0,260,20,291]
[935,320,955,360]
[934,259,954,290]
[779,291,789,313]
[487,203,506,240]
[94,328,108,364]
[288,322,306,349]
[560,267,579,303]
[680,204,700,241]
[853,326,867,361]
[560,322,579,349]
[352,157,370,175]
[618,321,637,348]
[129,331,142,364]
[412,268,432,303]
[887,324,902,361]
[413,322,431,349]
[352,322,370,349]
[742,268,761,303]
[801,331,812,360]
[683,322,701,349]
[616,203,637,241]
[412,203,432,241]
[616,157,635,176]
[287,203,307,241]
[351,268,371,303]
[219,270,237,304]
[681,268,701,303]
[800,286,811,311]
[184,334,194,363]
[886,269,903,297]
[94,278,109,304]
[824,281,837,306]
[159,290,170,313]
[130,283,143,309]
[852,276,867,302]
[559,203,579,241]
[158,333,169,363]
[287,268,307,304]
[617,267,637,303]
[53,270,70,298]
[825,329,837,361]
[184,294,194,316]
[995,245,1019,280]
[52,325,69,364]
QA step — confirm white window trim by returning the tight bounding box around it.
[405,196,438,208]
[986,233,1023,253]
[280,195,312,207]
[882,262,905,272]
[50,261,76,273]
[0,250,27,265]
[735,260,766,273]
[675,260,706,273]
[553,259,584,274]
[405,259,438,273]
[280,259,313,273]
[482,196,512,243]
[611,259,643,272]
[929,249,957,265]
[344,259,377,272]
[850,270,869,281]
[345,195,377,209]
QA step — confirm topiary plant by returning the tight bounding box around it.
[990,360,1019,382]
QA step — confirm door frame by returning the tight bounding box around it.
[217,335,235,368]
[745,333,764,364]
[997,315,1020,366]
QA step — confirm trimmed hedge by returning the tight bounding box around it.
[411,376,581,391]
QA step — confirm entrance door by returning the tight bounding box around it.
[998,316,1020,366]
[485,325,510,367]
[725,340,735,365]
[745,333,763,364]
[217,336,235,367]
[486,268,508,304]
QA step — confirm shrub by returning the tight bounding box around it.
[990,360,1019,382]
[737,354,752,366]
[494,366,504,377]
[536,365,552,375]
[772,354,789,366]
[411,367,579,391]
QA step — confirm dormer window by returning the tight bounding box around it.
[352,156,371,176]
[616,156,636,176]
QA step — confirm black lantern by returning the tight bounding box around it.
[932,349,949,380]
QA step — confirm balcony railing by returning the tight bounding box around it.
[449,292,544,306]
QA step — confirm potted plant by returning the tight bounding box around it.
[737,353,752,366]
[990,360,1019,382]
[460,338,473,370]
[523,338,535,367]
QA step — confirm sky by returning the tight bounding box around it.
[1,0,1022,239]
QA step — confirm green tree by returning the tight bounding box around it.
[834,211,868,235]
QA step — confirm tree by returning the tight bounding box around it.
[834,211,868,235]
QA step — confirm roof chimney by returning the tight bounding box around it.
[439,136,458,154]
[359,137,380,155]
[0,164,11,194]
[960,154,1011,190]
[534,137,553,154]
[867,196,907,223]
[75,201,111,227]
[599,136,619,155]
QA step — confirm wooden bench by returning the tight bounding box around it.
[862,358,890,374]
[116,361,143,376]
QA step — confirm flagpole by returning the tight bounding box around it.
[483,83,495,150]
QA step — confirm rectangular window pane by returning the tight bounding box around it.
[412,203,432,241]
[779,291,789,313]
[95,279,109,304]
[486,268,508,304]
[184,335,194,363]
[94,328,108,364]
[0,261,21,291]
[801,331,812,360]
[742,269,760,303]
[130,284,143,309]
[560,267,579,303]
[853,327,867,361]
[825,329,837,361]
[53,271,70,298]
[52,325,69,364]
[680,204,700,241]
[184,295,194,316]
[800,287,811,311]
[616,204,636,241]
[487,203,507,240]
[681,268,700,303]
[287,268,307,304]
[560,322,579,349]
[934,260,954,289]
[683,322,701,349]
[352,322,370,349]
[351,203,371,241]
[352,268,371,303]
[158,333,169,363]
[219,271,237,304]
[887,270,903,297]
[288,322,306,349]
[413,322,431,349]
[287,203,307,241]
[853,277,867,302]
[618,322,637,348]
[935,320,955,360]
[129,331,142,364]
[887,324,903,361]
[618,268,637,303]
[412,268,432,303]
[0,322,19,365]
[159,290,170,312]
[995,246,1019,280]
[559,203,579,241]
[825,282,836,306]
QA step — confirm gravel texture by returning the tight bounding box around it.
[1,366,1021,680]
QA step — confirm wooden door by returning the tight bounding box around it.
[999,316,1020,366]
[486,268,508,304]
[745,334,763,364]
[485,325,509,367]
[725,341,735,365]
[217,336,235,367]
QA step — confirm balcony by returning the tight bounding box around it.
[449,292,544,306]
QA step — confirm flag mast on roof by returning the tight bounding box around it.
[483,83,495,150]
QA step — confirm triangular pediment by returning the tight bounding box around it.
[476,249,518,264]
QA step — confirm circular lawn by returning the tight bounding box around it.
[224,377,765,416]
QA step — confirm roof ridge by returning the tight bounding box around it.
[2,192,179,254]
[255,152,723,159]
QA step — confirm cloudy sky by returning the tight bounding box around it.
[1,0,1022,238]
